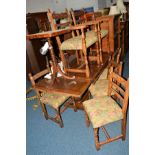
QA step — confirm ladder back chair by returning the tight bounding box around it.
[99,47,122,80]
[28,65,77,128]
[69,8,86,63]
[47,9,104,78]
[70,8,109,65]
[83,72,129,150]
[89,61,123,98]
[84,11,110,64]
[47,9,83,74]
[70,8,98,65]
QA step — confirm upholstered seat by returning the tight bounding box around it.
[61,31,98,50]
[61,29,108,50]
[40,92,70,109]
[83,96,123,128]
[89,79,108,97]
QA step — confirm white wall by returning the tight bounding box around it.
[98,0,106,9]
[26,0,129,13]
[66,0,98,11]
[26,0,52,13]
[26,0,98,13]
[26,0,67,13]
[50,0,67,13]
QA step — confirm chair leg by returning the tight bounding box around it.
[40,103,48,120]
[106,33,110,53]
[72,97,77,112]
[96,42,100,65]
[94,128,100,151]
[97,23,103,64]
[122,118,127,140]
[57,108,64,128]
[88,91,91,99]
[76,50,80,65]
[84,110,90,127]
[80,50,84,62]
[59,49,67,73]
[83,51,90,78]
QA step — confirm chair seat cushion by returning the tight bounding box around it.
[61,29,108,50]
[61,30,98,50]
[83,96,123,128]
[89,79,109,97]
[40,92,70,109]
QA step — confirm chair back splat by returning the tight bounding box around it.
[70,8,86,36]
[108,72,129,112]
[47,9,72,51]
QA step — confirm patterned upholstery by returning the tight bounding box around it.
[61,30,97,50]
[98,68,108,80]
[83,96,123,128]
[40,92,70,109]
[61,29,108,50]
[89,79,109,97]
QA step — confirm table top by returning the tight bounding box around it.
[26,20,108,40]
[26,28,71,40]
[33,53,109,98]
[26,18,112,41]
[35,77,91,98]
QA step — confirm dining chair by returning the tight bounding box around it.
[89,61,123,98]
[28,65,77,128]
[70,8,109,65]
[70,8,97,64]
[83,72,129,150]
[47,9,105,78]
[99,47,122,80]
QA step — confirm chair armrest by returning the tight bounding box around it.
[32,68,50,81]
